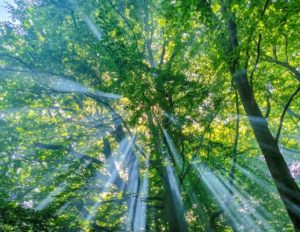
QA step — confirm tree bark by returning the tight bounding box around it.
[224,7,300,231]
[146,111,188,232]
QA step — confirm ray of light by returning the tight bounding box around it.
[193,163,274,231]
[235,163,276,192]
[162,129,183,169]
[84,136,136,223]
[35,181,67,211]
[84,16,102,41]
[133,158,149,232]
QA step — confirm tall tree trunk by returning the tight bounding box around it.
[146,111,188,232]
[224,7,300,231]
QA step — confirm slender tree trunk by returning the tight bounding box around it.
[224,7,300,230]
[146,111,188,232]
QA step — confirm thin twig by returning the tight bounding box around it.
[275,86,300,141]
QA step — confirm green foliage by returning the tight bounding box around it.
[0,0,299,231]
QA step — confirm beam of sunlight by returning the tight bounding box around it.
[84,136,137,223]
[126,158,140,231]
[48,76,121,99]
[84,169,127,223]
[193,164,241,229]
[35,181,67,211]
[120,135,137,167]
[84,171,117,222]
[165,160,181,201]
[193,163,274,231]
[20,158,73,206]
[55,202,71,216]
[163,112,181,127]
[122,136,140,231]
[84,16,102,41]
[235,163,276,192]
[133,167,149,232]
[162,129,183,169]
[1,70,121,99]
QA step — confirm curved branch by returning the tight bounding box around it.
[265,92,271,118]
[0,53,35,72]
[275,86,300,141]
[106,0,142,55]
[34,142,103,166]
[264,56,300,82]
[261,0,271,20]
[243,0,270,70]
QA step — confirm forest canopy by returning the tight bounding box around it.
[0,0,300,231]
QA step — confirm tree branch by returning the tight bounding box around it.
[106,0,142,55]
[34,142,104,166]
[265,92,271,118]
[275,86,300,141]
[264,56,300,82]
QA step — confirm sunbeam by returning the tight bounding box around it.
[35,182,67,211]
[193,163,274,231]
[133,159,149,232]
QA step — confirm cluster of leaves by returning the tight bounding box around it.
[0,201,57,231]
